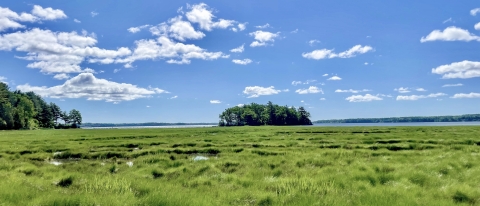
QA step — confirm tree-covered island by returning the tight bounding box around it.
[218,101,312,126]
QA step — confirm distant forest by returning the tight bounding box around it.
[0,82,82,130]
[218,101,312,126]
[82,122,216,127]
[314,114,480,123]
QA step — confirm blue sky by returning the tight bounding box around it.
[1,0,479,123]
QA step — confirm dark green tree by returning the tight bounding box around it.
[69,109,82,128]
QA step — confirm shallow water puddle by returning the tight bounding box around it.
[193,156,209,161]
[49,160,63,166]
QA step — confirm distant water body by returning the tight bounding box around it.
[311,122,480,127]
[82,125,217,129]
[82,122,480,129]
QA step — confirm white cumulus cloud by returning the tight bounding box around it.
[432,60,480,79]
[308,39,320,46]
[295,86,323,94]
[475,23,480,31]
[471,8,480,16]
[115,36,228,66]
[451,92,480,98]
[396,93,447,101]
[0,28,132,74]
[185,3,235,31]
[0,5,66,32]
[16,73,168,103]
[230,44,244,53]
[255,23,270,29]
[90,11,98,17]
[420,27,480,42]
[210,100,221,104]
[232,59,252,65]
[73,19,81,23]
[416,88,427,92]
[127,24,150,33]
[302,45,373,60]
[346,94,383,102]
[292,80,316,86]
[0,76,7,84]
[249,30,280,47]
[327,76,342,81]
[394,87,411,93]
[243,86,281,98]
[53,73,70,80]
[31,5,67,20]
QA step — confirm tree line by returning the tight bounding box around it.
[218,101,313,126]
[0,82,82,130]
[313,114,480,123]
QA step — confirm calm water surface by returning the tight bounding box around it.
[82,122,480,129]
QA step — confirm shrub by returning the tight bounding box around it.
[57,176,73,187]
[152,170,164,179]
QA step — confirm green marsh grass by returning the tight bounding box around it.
[0,126,480,205]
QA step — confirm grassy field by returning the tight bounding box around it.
[1,126,480,205]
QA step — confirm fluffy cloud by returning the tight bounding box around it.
[169,95,178,99]
[295,86,323,94]
[185,3,235,31]
[308,39,320,46]
[31,5,67,20]
[210,100,221,104]
[16,73,168,103]
[396,93,447,101]
[319,98,326,101]
[53,73,70,80]
[127,24,150,33]
[451,92,480,98]
[116,36,228,66]
[302,45,373,60]
[291,80,316,86]
[149,16,205,41]
[230,44,244,53]
[91,11,98,17]
[420,27,480,42]
[394,87,410,93]
[322,74,328,77]
[238,23,247,31]
[0,5,66,32]
[249,30,280,47]
[74,19,81,23]
[335,89,370,93]
[255,23,270,29]
[346,94,382,102]
[0,28,132,74]
[471,8,480,16]
[327,76,342,81]
[416,88,427,92]
[0,76,7,84]
[475,23,480,30]
[232,59,252,65]
[442,83,463,87]
[432,60,480,79]
[243,86,281,98]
